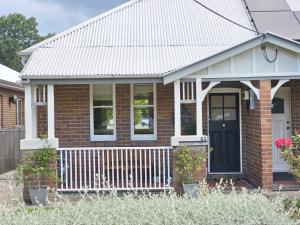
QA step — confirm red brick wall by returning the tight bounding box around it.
[36,81,275,189]
[243,80,273,189]
[38,84,174,147]
[22,150,57,204]
[291,80,300,132]
[0,87,24,129]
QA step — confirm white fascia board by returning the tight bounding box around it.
[0,83,23,92]
[199,72,300,81]
[27,78,163,85]
[265,32,300,53]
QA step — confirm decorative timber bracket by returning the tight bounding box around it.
[271,80,289,100]
[240,81,260,100]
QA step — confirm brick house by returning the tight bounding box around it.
[18,0,300,193]
[0,64,24,129]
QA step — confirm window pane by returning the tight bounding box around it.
[94,108,114,135]
[224,95,236,107]
[134,84,153,105]
[272,97,284,114]
[93,84,113,106]
[211,108,223,121]
[211,96,222,107]
[224,108,236,121]
[134,107,154,134]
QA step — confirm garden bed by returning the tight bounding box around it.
[0,188,299,225]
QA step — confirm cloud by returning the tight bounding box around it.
[0,0,127,35]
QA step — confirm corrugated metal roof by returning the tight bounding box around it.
[23,46,227,78]
[21,0,255,79]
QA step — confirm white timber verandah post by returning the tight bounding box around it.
[21,84,59,150]
[47,84,55,139]
[196,78,203,136]
[171,78,207,146]
[24,84,38,139]
[174,80,181,137]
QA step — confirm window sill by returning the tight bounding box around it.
[91,135,116,142]
[131,135,157,141]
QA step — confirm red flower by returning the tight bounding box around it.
[276,138,292,149]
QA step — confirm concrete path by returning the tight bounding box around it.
[265,190,300,200]
[0,171,23,206]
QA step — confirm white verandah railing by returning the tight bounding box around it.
[57,147,173,191]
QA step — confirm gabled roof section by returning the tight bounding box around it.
[19,0,142,55]
[163,32,300,84]
[20,0,256,79]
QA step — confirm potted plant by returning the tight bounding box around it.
[15,144,58,205]
[276,134,300,180]
[175,145,206,196]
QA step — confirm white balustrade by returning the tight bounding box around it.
[57,147,173,191]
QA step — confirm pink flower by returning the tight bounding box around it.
[276,138,285,149]
[286,138,292,148]
[276,138,292,149]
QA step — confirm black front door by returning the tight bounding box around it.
[209,93,240,173]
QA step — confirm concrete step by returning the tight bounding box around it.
[207,173,246,181]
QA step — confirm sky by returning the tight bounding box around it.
[0,0,128,35]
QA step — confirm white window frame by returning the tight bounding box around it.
[16,98,22,127]
[90,84,116,141]
[130,83,157,141]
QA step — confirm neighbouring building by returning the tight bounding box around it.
[0,64,24,129]
[18,0,300,197]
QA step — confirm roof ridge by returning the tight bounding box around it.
[19,0,143,55]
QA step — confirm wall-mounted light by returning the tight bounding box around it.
[242,90,250,100]
[249,90,255,110]
[9,95,18,104]
[242,90,255,112]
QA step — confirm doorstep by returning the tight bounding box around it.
[273,180,300,191]
[206,174,257,190]
[207,173,246,180]
[273,172,300,191]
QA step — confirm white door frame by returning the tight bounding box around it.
[207,88,243,174]
[272,87,291,172]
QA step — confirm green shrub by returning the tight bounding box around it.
[14,145,58,188]
[0,189,298,225]
[276,133,300,180]
[175,145,206,184]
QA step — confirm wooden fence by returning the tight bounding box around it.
[0,128,25,174]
